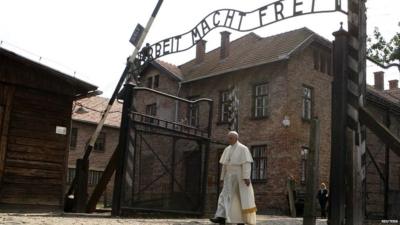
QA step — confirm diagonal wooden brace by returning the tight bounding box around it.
[359,106,400,157]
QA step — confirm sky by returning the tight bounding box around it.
[0,0,399,97]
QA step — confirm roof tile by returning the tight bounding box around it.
[72,96,122,128]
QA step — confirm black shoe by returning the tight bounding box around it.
[209,217,226,224]
[237,224,245,225]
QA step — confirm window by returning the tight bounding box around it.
[145,103,157,123]
[146,103,157,116]
[147,76,153,88]
[188,103,199,127]
[70,127,78,150]
[154,75,159,88]
[253,83,268,118]
[313,49,331,75]
[67,168,76,184]
[88,170,103,186]
[219,90,230,123]
[146,75,159,89]
[313,49,319,70]
[251,145,267,181]
[188,96,200,127]
[66,168,102,186]
[94,132,106,151]
[327,55,332,75]
[301,147,309,184]
[320,54,326,73]
[302,86,313,120]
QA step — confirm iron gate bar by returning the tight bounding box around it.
[133,87,212,104]
[113,83,135,216]
[199,141,210,214]
[170,137,176,196]
[134,128,207,141]
[132,87,213,136]
[135,143,201,195]
[138,133,198,206]
[132,131,138,205]
[131,113,209,138]
[132,112,208,135]
[138,133,199,195]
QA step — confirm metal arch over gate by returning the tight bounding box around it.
[136,0,348,65]
[67,0,400,223]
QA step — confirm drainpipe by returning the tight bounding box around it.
[175,82,182,122]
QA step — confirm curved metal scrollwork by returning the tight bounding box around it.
[137,0,346,65]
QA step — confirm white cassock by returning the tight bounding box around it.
[215,141,257,224]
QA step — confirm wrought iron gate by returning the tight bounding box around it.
[118,87,213,215]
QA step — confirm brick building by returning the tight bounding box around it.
[135,27,334,214]
[65,27,400,217]
[67,96,121,207]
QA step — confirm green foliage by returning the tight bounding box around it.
[367,23,400,70]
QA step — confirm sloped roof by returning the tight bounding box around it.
[384,88,400,102]
[153,60,182,80]
[0,47,97,97]
[179,27,329,83]
[366,85,400,115]
[72,96,122,128]
[367,85,400,103]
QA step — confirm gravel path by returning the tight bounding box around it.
[0,212,329,225]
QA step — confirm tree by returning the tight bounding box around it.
[367,23,400,72]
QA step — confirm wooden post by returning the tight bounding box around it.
[74,159,89,212]
[287,177,296,217]
[345,129,363,225]
[345,129,355,224]
[112,83,135,216]
[303,118,320,225]
[169,137,177,206]
[347,0,367,222]
[329,25,348,225]
[86,145,118,213]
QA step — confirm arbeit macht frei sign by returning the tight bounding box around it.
[137,0,345,63]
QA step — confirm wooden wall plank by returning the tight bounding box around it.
[2,175,62,185]
[8,128,67,143]
[7,144,65,156]
[0,85,15,180]
[6,158,63,170]
[4,166,62,179]
[8,136,66,149]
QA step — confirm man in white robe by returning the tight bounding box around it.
[210,131,257,225]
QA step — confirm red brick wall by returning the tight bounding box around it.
[287,46,333,189]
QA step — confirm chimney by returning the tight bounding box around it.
[389,80,399,90]
[374,71,384,91]
[196,40,207,64]
[220,31,231,59]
